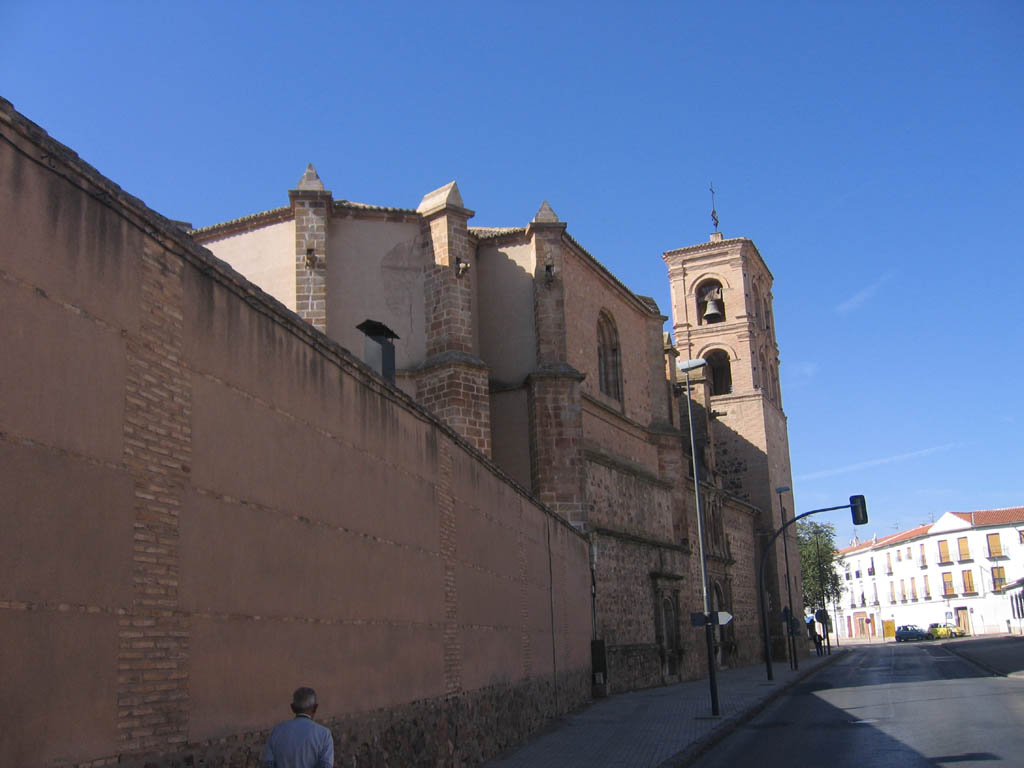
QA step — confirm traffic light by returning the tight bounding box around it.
[850,495,868,525]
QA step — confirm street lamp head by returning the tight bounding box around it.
[775,486,791,494]
[677,358,707,374]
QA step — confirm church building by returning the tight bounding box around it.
[193,165,800,690]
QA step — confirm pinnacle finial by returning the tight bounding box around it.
[532,200,559,223]
[417,181,465,213]
[296,163,325,191]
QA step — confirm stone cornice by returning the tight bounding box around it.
[662,236,773,282]
[583,445,672,490]
[591,526,691,555]
[409,349,489,373]
[526,363,586,382]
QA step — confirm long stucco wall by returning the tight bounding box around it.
[0,106,590,768]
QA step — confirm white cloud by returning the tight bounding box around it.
[834,272,894,315]
[788,361,819,378]
[797,443,954,481]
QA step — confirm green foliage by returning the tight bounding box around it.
[797,520,844,612]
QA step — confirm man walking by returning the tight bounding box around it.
[264,687,334,768]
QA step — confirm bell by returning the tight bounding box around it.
[703,299,724,322]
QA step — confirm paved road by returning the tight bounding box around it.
[692,642,1024,768]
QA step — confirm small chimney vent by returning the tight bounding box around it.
[356,319,400,384]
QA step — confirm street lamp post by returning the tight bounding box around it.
[776,485,797,670]
[678,357,719,717]
[759,496,868,680]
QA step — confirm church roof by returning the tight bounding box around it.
[471,226,527,239]
[190,206,292,237]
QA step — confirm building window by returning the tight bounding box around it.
[597,311,622,401]
[923,576,931,598]
[957,537,971,561]
[886,552,893,574]
[993,567,1006,591]
[942,572,955,596]
[897,550,902,562]
[889,582,896,603]
[696,279,725,325]
[987,533,1003,558]
[992,566,1006,591]
[962,570,975,594]
[938,540,951,564]
[919,543,927,567]
[705,349,732,396]
[900,580,906,602]
[910,577,918,600]
[906,547,911,559]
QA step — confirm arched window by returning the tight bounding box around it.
[695,279,725,325]
[597,311,622,401]
[705,349,732,396]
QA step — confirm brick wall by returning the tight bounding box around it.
[117,237,192,753]
[290,190,331,332]
[417,195,492,455]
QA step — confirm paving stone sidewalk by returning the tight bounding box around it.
[485,650,847,768]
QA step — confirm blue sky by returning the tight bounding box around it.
[3,1,1022,544]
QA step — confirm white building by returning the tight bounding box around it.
[835,507,1024,639]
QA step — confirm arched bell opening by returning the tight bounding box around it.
[695,279,725,325]
[705,349,732,396]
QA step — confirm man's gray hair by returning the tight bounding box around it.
[290,686,318,714]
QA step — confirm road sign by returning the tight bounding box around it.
[691,611,734,626]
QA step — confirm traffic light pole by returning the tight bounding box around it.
[759,497,867,681]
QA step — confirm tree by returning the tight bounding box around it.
[797,520,844,613]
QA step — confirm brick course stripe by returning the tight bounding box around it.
[117,241,192,754]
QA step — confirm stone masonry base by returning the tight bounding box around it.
[100,669,590,768]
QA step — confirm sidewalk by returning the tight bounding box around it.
[486,651,846,768]
[940,634,1024,677]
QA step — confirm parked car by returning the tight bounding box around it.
[928,622,966,639]
[895,624,931,642]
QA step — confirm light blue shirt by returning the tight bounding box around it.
[264,714,334,768]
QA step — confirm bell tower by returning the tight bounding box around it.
[663,232,798,652]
